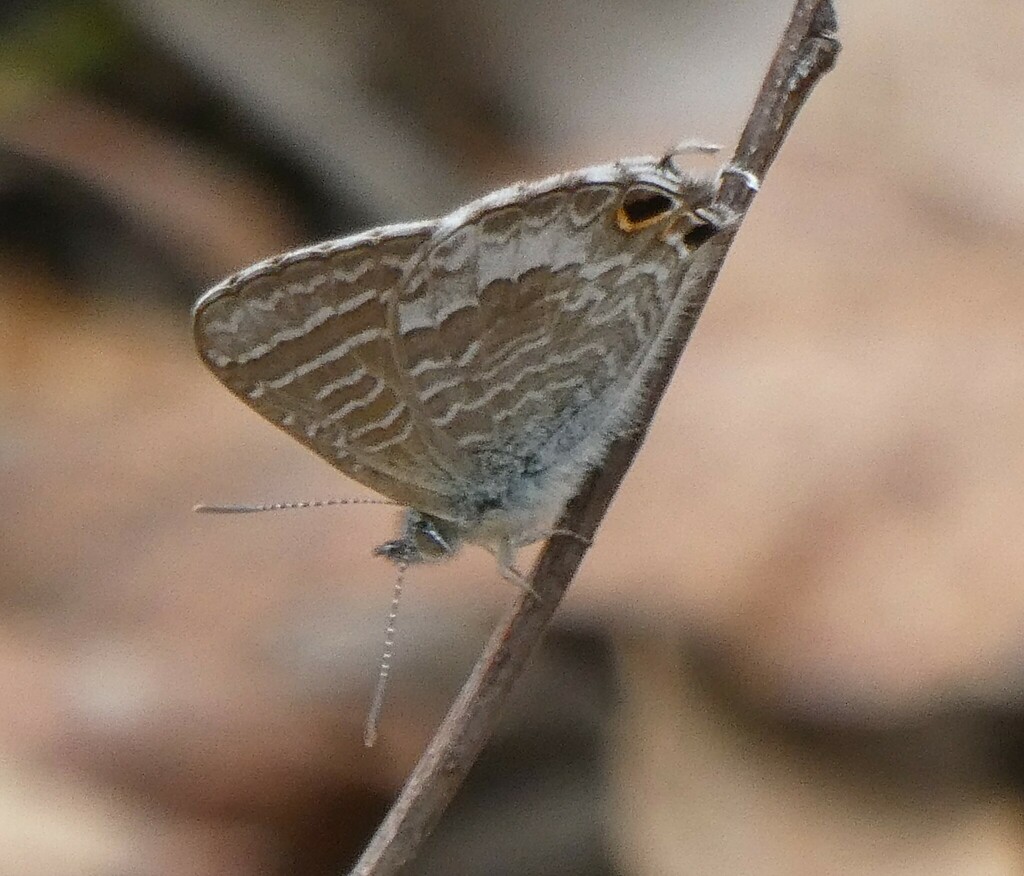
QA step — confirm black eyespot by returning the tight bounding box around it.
[620,190,674,225]
[682,221,718,248]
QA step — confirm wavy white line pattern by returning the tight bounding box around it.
[192,155,722,568]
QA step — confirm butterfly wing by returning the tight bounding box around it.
[389,176,710,500]
[192,225,465,519]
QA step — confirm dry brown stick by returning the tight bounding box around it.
[350,3,839,873]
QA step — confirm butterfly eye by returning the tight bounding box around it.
[616,188,676,232]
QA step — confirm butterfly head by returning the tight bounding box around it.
[611,156,729,251]
[373,510,463,565]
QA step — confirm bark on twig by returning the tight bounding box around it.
[351,3,840,873]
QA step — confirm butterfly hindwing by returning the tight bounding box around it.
[192,225,464,518]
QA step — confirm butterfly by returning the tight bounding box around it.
[192,150,732,585]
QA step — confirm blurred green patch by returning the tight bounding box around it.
[0,1,129,116]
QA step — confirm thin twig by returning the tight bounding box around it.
[350,3,840,873]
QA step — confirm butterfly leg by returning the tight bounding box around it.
[537,528,591,547]
[692,202,742,237]
[499,564,538,598]
[488,538,538,598]
[510,528,591,550]
[719,164,761,194]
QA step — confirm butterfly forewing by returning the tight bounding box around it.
[192,226,464,519]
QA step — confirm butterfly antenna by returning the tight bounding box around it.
[364,562,407,748]
[193,498,400,514]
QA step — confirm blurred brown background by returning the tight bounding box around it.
[3,1,1024,874]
